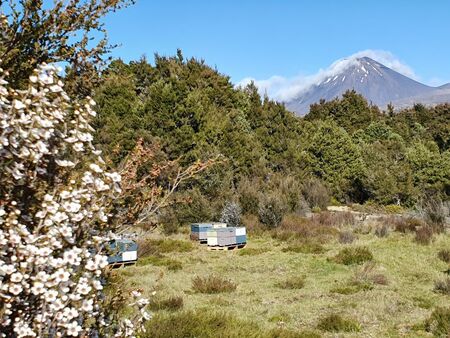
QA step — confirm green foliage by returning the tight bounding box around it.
[0,0,133,95]
[307,90,381,133]
[92,53,450,232]
[407,142,450,194]
[305,120,367,201]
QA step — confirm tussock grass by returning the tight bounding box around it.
[338,230,355,244]
[415,226,434,245]
[148,295,184,311]
[438,249,450,263]
[192,274,237,294]
[352,262,388,285]
[276,276,305,290]
[434,277,450,295]
[392,216,424,233]
[424,307,450,337]
[331,246,373,265]
[317,313,360,332]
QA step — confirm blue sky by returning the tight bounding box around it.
[104,0,450,97]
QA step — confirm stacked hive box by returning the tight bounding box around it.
[235,227,247,245]
[206,226,247,247]
[107,239,138,265]
[206,227,235,246]
[190,222,227,241]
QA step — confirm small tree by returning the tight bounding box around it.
[116,139,219,232]
[0,65,148,336]
[258,194,286,228]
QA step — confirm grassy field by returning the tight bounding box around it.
[112,216,450,337]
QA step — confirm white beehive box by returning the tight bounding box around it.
[235,227,246,236]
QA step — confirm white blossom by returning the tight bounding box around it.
[55,160,75,167]
[0,64,148,337]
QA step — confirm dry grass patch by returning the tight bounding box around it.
[338,230,355,244]
[391,216,424,233]
[192,274,237,294]
[311,211,356,227]
[272,214,338,243]
[415,226,434,245]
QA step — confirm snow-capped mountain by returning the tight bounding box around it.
[286,57,450,115]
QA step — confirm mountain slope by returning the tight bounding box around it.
[286,57,448,115]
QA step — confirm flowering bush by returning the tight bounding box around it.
[0,64,148,337]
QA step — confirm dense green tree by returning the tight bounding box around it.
[304,121,367,201]
[93,52,449,219]
[306,90,381,133]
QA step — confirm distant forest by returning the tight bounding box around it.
[93,51,450,231]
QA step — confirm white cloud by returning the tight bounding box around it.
[236,50,419,102]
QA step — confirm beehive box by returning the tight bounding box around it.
[207,228,236,246]
[107,239,138,265]
[236,235,247,244]
[235,227,246,236]
[190,223,213,240]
